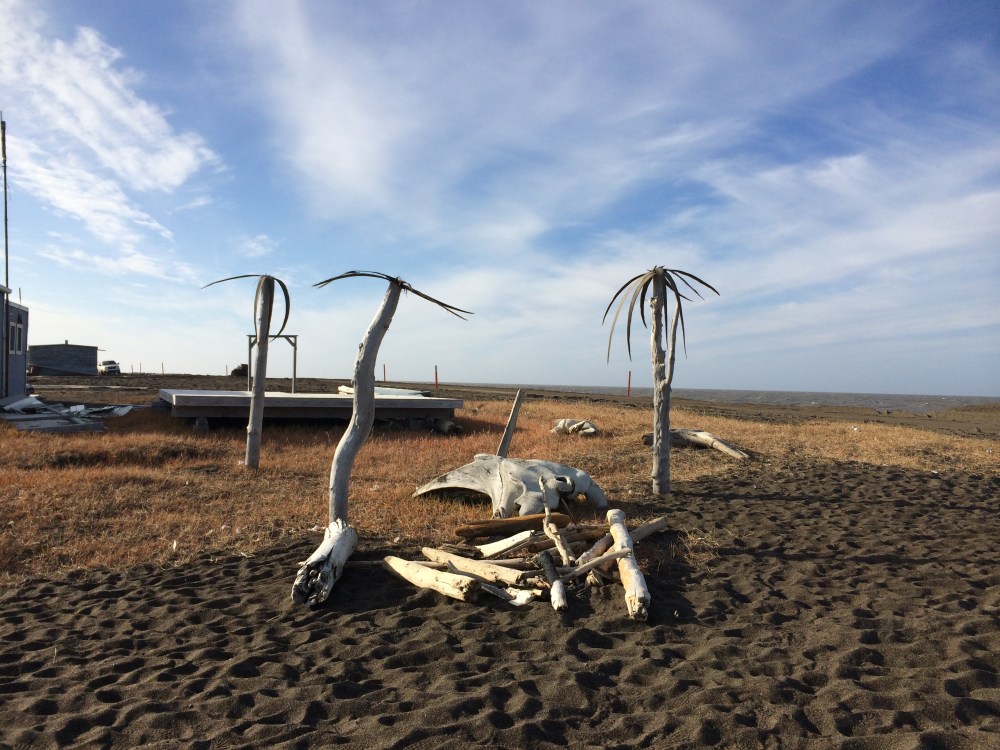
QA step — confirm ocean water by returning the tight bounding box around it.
[460,384,1000,414]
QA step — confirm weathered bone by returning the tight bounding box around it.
[551,418,598,436]
[291,519,359,606]
[414,454,608,518]
[642,429,748,459]
[478,581,538,607]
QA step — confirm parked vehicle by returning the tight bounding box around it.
[98,360,121,375]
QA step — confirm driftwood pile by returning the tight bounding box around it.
[380,508,668,621]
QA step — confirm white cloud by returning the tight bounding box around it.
[0,0,219,269]
[239,234,277,258]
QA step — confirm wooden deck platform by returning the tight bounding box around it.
[158,389,463,421]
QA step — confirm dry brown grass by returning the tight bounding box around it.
[1,397,995,584]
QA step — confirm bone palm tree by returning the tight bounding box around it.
[204,274,291,469]
[292,271,471,606]
[604,266,718,497]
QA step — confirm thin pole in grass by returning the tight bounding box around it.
[203,274,291,469]
[604,266,717,497]
[291,271,471,607]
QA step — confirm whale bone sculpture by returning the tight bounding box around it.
[413,453,609,518]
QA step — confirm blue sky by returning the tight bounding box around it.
[1,0,998,396]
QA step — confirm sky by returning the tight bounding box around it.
[1,0,998,396]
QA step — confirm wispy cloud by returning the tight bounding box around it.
[0,0,218,269]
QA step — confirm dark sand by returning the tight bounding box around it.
[3,376,999,748]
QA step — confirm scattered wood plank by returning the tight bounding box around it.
[455,512,573,539]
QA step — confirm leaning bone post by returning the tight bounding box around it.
[535,550,568,611]
[496,389,526,458]
[607,509,651,620]
[384,556,480,602]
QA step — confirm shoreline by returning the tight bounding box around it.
[25,373,1000,438]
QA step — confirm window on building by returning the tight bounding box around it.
[7,322,13,354]
[15,323,23,354]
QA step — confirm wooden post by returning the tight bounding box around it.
[607,509,651,620]
[435,364,439,389]
[627,369,631,398]
[383,363,387,383]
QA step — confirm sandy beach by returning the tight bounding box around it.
[2,376,998,748]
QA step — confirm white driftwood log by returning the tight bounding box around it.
[607,509,651,620]
[421,547,528,586]
[384,555,480,602]
[536,550,568,611]
[291,519,359,606]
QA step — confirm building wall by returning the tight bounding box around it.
[27,342,98,376]
[5,302,28,397]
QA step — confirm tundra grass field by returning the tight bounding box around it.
[1,384,995,584]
